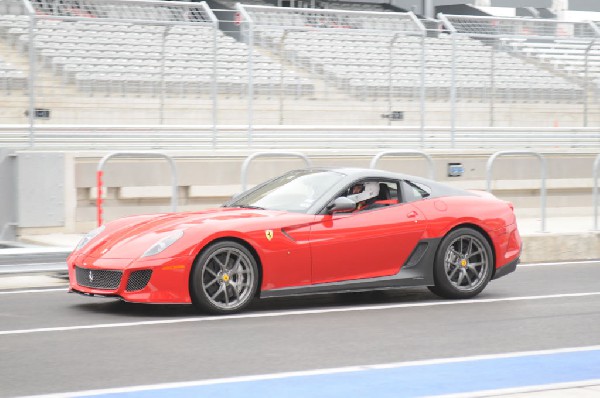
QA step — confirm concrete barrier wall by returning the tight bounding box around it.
[13,149,598,235]
[521,233,600,263]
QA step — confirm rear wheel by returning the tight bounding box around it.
[428,228,493,299]
[190,241,258,314]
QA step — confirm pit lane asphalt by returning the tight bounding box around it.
[1,261,600,397]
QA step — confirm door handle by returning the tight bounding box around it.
[407,211,418,218]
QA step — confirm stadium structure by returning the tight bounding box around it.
[0,0,599,240]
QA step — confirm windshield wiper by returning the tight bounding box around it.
[236,205,266,210]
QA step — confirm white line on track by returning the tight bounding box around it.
[1,259,599,295]
[0,287,66,295]
[432,379,600,398]
[21,345,600,398]
[2,291,600,336]
[520,259,600,267]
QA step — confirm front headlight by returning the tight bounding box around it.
[74,225,106,251]
[142,230,184,258]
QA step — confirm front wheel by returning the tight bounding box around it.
[428,228,493,299]
[190,241,259,314]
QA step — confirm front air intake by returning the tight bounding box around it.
[75,266,122,290]
[125,270,152,292]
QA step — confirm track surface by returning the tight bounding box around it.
[1,261,600,397]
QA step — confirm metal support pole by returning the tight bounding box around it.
[370,150,435,180]
[420,32,426,147]
[247,20,254,145]
[490,39,496,127]
[27,10,36,148]
[279,30,293,125]
[159,26,167,125]
[583,40,596,128]
[450,32,457,149]
[486,151,547,232]
[193,1,219,146]
[96,152,179,226]
[593,154,600,230]
[388,33,401,127]
[240,152,312,191]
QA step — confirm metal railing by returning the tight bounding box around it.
[96,151,178,226]
[593,154,600,230]
[2,4,600,148]
[240,151,311,191]
[2,125,600,150]
[370,150,435,180]
[486,151,547,232]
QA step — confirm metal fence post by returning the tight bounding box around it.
[388,33,401,128]
[420,32,426,147]
[159,26,167,125]
[490,39,496,127]
[369,150,435,180]
[450,32,457,149]
[240,152,312,191]
[486,151,547,232]
[247,13,254,144]
[207,5,219,147]
[96,152,179,226]
[593,154,600,230]
[584,39,597,128]
[26,2,36,148]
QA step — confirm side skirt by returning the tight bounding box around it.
[260,238,441,299]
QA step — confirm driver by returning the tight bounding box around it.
[347,181,380,211]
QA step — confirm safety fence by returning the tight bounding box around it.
[2,1,600,149]
[79,150,600,232]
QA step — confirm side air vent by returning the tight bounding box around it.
[404,242,429,269]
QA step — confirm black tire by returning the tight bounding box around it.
[428,227,493,299]
[190,241,259,315]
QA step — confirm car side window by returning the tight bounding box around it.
[344,180,401,212]
[402,180,431,202]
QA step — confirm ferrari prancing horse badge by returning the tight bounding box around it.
[265,230,274,241]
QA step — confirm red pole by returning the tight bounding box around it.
[96,170,103,227]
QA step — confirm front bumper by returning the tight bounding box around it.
[67,254,194,304]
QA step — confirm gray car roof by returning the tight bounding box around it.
[314,167,475,199]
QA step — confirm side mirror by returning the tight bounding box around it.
[327,197,356,213]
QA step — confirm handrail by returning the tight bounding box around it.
[240,151,311,191]
[593,154,600,230]
[486,151,546,232]
[96,152,178,226]
[369,150,435,180]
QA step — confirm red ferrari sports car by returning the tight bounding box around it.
[68,168,521,314]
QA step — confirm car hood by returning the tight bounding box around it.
[81,207,293,260]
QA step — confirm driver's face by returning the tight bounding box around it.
[351,184,363,194]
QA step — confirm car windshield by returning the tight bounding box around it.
[227,170,345,213]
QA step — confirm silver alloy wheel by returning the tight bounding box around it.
[443,235,489,292]
[201,247,255,310]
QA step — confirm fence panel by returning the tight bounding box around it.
[2,3,600,149]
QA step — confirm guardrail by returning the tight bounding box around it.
[486,151,547,232]
[594,154,600,230]
[240,151,311,191]
[2,125,600,150]
[96,152,178,226]
[370,150,435,180]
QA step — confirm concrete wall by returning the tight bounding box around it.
[12,149,599,235]
[1,91,598,128]
[0,149,17,241]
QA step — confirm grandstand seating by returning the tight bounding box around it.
[0,14,314,97]
[0,2,595,120]
[258,27,581,102]
[318,1,394,13]
[503,39,600,89]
